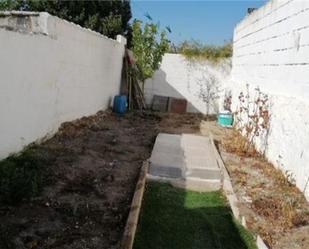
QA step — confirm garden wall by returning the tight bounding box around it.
[144,53,231,114]
[229,0,309,199]
[0,12,126,159]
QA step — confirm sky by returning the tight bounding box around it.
[131,0,267,45]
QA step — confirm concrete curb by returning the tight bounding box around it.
[121,161,148,249]
[209,133,269,249]
[209,134,240,219]
[147,174,221,192]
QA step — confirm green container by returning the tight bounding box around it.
[218,112,233,126]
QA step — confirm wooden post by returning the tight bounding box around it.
[121,161,149,249]
[129,73,132,110]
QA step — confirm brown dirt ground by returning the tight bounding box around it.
[199,121,309,249]
[1,111,308,249]
[0,111,201,249]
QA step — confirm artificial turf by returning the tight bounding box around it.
[134,182,257,249]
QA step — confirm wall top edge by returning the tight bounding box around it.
[234,0,278,31]
[0,11,126,45]
[0,10,40,16]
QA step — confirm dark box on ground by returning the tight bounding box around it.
[152,95,169,112]
[168,98,187,113]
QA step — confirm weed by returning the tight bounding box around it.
[233,85,270,155]
[260,160,297,190]
[223,90,232,112]
[223,130,258,157]
[0,146,46,204]
[178,40,232,62]
[232,169,248,186]
[252,194,302,231]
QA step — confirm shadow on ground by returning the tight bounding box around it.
[134,182,256,249]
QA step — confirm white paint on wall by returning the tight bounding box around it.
[0,12,126,159]
[230,0,309,199]
[144,53,231,114]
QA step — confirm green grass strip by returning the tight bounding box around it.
[134,182,257,249]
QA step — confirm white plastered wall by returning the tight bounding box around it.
[229,0,309,199]
[0,12,126,159]
[144,53,231,114]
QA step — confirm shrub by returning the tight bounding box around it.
[177,40,232,62]
[0,147,44,204]
[234,85,270,154]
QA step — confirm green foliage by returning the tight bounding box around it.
[131,19,170,81]
[134,182,257,249]
[178,40,233,62]
[0,147,45,204]
[0,0,19,10]
[0,0,132,39]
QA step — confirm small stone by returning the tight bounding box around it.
[242,196,252,203]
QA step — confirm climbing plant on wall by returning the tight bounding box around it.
[177,40,232,63]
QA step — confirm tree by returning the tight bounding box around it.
[131,19,170,91]
[196,72,221,118]
[0,0,132,40]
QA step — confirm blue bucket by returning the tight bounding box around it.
[113,95,127,114]
[218,112,233,126]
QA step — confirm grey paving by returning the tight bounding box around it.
[148,133,222,191]
[149,133,185,178]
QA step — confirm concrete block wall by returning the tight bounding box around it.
[229,0,309,199]
[0,12,126,159]
[144,53,231,114]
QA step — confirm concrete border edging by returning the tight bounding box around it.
[209,133,269,249]
[121,161,149,249]
[146,173,221,192]
[209,134,240,219]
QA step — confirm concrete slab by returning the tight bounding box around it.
[149,133,185,178]
[148,133,222,191]
[149,154,184,178]
[184,177,221,192]
[151,133,183,156]
[185,155,216,165]
[182,134,219,172]
[186,168,221,180]
[147,174,221,192]
[181,134,211,147]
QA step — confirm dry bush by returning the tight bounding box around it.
[223,90,232,112]
[248,160,309,238]
[231,169,248,186]
[252,196,291,230]
[257,228,273,248]
[252,194,308,232]
[255,160,298,191]
[292,211,309,227]
[223,130,258,157]
[233,85,270,155]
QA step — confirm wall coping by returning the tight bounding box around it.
[0,11,126,45]
[234,0,291,32]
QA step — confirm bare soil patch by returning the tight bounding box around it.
[0,111,201,249]
[2,111,307,249]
